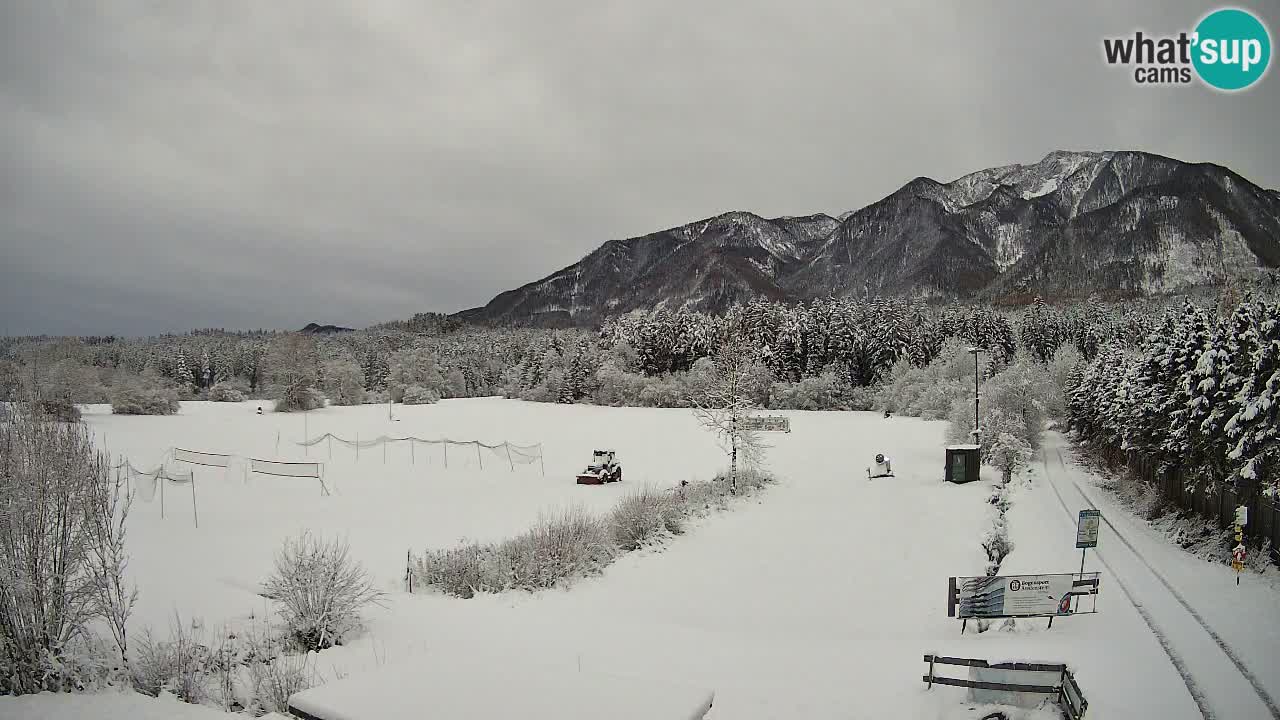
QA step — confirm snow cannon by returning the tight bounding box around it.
[576,449,622,485]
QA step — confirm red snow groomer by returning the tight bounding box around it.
[576,449,622,485]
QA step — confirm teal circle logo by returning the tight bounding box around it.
[1192,8,1271,90]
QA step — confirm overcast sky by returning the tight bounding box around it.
[3,1,1277,336]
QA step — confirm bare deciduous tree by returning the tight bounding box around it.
[0,406,134,692]
[266,334,322,412]
[691,332,768,495]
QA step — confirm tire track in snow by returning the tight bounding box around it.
[1051,449,1280,720]
[1039,452,1215,720]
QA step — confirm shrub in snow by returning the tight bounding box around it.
[637,377,687,408]
[387,347,447,402]
[987,430,1034,484]
[592,362,650,406]
[0,412,135,694]
[907,378,970,420]
[274,386,325,413]
[131,622,211,704]
[111,374,180,415]
[247,648,315,714]
[35,397,82,422]
[401,384,440,405]
[321,359,365,406]
[415,508,616,597]
[262,532,384,651]
[768,370,852,410]
[412,470,774,598]
[611,486,684,550]
[207,380,247,402]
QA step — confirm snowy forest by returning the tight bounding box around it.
[2,292,1278,500]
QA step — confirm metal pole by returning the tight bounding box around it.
[476,442,483,469]
[505,443,514,471]
[191,473,199,529]
[1075,548,1086,612]
[160,470,165,519]
[973,350,980,435]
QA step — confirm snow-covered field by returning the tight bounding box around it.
[5,400,1278,719]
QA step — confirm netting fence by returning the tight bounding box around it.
[114,459,199,526]
[295,433,545,475]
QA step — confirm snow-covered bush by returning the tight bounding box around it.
[207,380,247,403]
[0,413,136,694]
[637,376,688,408]
[988,430,1034,484]
[415,509,616,598]
[35,397,82,422]
[979,353,1051,449]
[273,386,325,413]
[110,374,180,415]
[387,347,447,403]
[247,648,315,714]
[876,339,976,415]
[907,379,970,420]
[131,623,210,704]
[261,532,383,651]
[321,359,365,406]
[592,362,650,406]
[769,369,852,410]
[444,368,467,398]
[266,334,321,413]
[947,400,1029,452]
[611,486,684,550]
[413,470,774,599]
[401,384,440,405]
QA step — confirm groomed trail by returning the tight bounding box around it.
[1036,432,1280,720]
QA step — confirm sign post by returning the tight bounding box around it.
[1232,506,1248,585]
[1075,509,1101,611]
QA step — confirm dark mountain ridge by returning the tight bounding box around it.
[457,150,1280,325]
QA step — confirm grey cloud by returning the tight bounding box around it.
[3,1,1277,335]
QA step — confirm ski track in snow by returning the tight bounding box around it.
[1040,436,1280,720]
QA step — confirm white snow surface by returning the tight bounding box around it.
[14,401,1279,718]
[0,691,236,720]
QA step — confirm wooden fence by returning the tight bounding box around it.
[1129,454,1280,563]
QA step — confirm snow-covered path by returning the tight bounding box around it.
[1036,433,1280,720]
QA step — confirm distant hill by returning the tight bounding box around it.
[299,322,354,335]
[456,150,1280,325]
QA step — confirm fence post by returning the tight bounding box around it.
[927,654,936,689]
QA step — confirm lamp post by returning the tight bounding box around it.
[967,347,984,444]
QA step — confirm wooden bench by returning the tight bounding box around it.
[923,654,1087,719]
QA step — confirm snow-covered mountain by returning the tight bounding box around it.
[458,151,1280,324]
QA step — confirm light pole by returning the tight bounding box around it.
[967,347,984,445]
